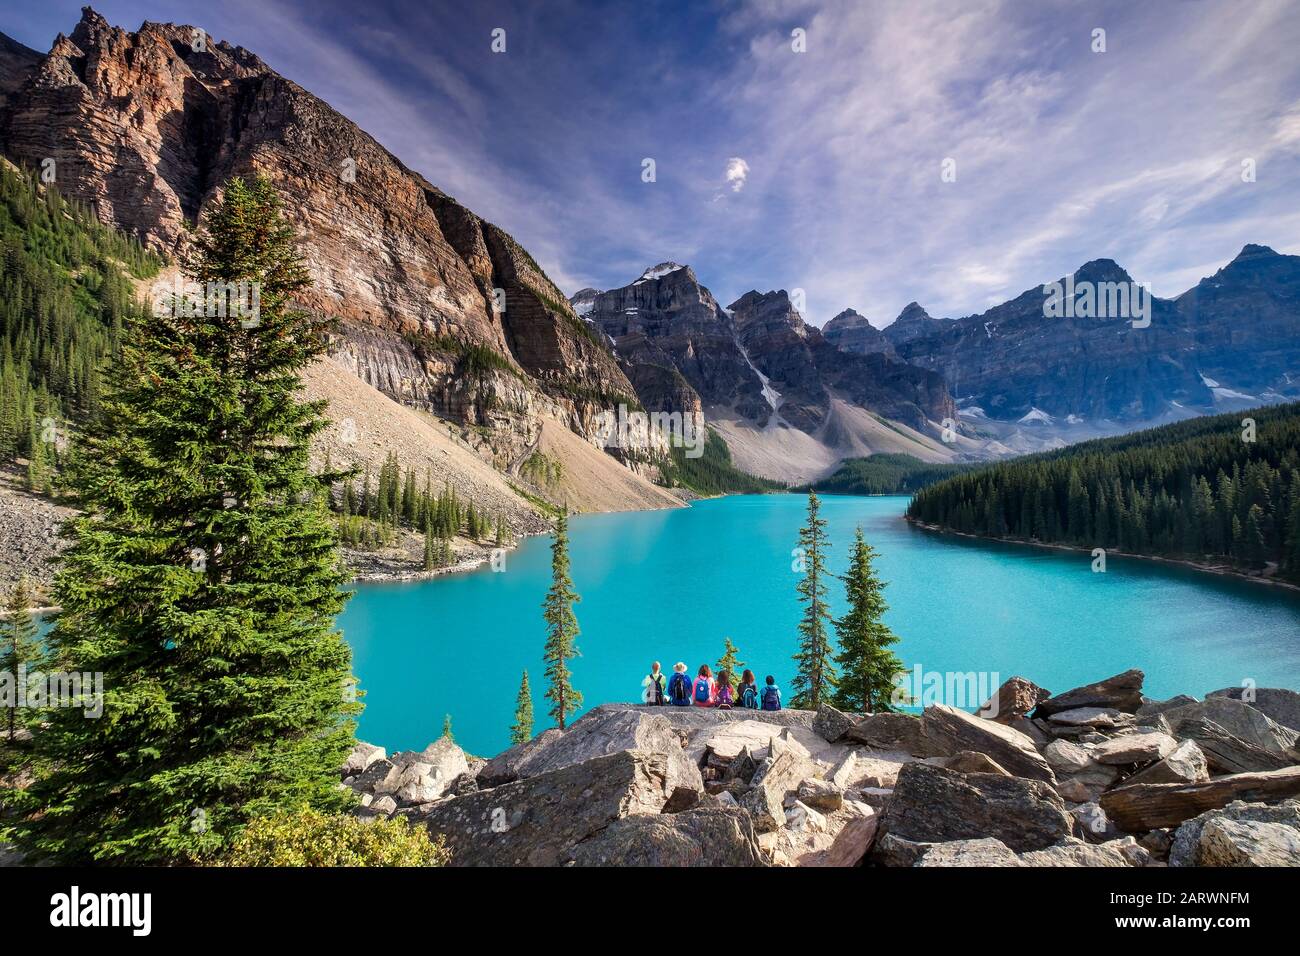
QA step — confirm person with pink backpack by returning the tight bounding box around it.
[691,664,716,707]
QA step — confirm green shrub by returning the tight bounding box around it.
[217,807,450,867]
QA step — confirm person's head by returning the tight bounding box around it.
[717,669,730,689]
[651,661,661,674]
[765,675,775,686]
[673,662,687,673]
[698,664,712,679]
[741,669,755,686]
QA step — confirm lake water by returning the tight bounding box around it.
[339,494,1300,757]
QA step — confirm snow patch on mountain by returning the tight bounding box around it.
[1018,407,1055,425]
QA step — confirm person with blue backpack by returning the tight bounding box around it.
[761,675,782,711]
[738,669,760,710]
[692,664,716,707]
[667,662,693,706]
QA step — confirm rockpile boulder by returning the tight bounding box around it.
[340,671,1300,867]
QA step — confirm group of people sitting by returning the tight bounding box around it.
[641,662,782,711]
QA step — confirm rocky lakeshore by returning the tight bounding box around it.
[341,670,1300,866]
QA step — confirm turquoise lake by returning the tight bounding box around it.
[339,494,1300,758]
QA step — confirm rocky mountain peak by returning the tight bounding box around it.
[897,301,931,322]
[825,308,871,329]
[1233,243,1280,262]
[823,308,897,360]
[1071,258,1133,286]
[634,262,688,284]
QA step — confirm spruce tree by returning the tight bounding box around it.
[12,176,359,863]
[442,714,454,741]
[510,669,534,745]
[541,510,583,729]
[1,575,41,742]
[832,528,904,713]
[791,490,836,709]
[716,637,745,682]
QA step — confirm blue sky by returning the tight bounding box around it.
[9,1,1300,325]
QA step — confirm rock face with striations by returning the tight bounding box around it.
[578,268,954,456]
[416,750,674,867]
[0,8,653,466]
[878,762,1073,853]
[821,309,898,359]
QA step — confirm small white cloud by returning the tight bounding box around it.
[725,156,750,192]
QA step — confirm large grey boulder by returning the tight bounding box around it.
[911,836,1134,867]
[813,703,857,743]
[1046,707,1134,729]
[1101,766,1300,832]
[979,676,1051,724]
[567,806,766,867]
[1162,697,1299,759]
[1091,730,1177,766]
[342,742,386,777]
[1198,818,1300,866]
[474,710,703,808]
[1043,739,1093,774]
[419,750,671,866]
[843,712,935,754]
[1018,839,1132,867]
[740,745,823,833]
[1124,739,1209,787]
[921,705,1055,782]
[879,762,1072,853]
[1207,686,1300,735]
[1034,669,1145,717]
[1170,798,1300,866]
[915,838,1023,866]
[1163,716,1292,774]
[476,729,563,787]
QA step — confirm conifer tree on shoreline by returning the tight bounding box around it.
[541,511,583,729]
[791,490,836,709]
[12,176,359,863]
[832,528,904,714]
[511,669,534,744]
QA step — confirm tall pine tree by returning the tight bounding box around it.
[510,669,534,745]
[791,490,836,709]
[832,528,904,713]
[541,511,583,729]
[12,176,359,863]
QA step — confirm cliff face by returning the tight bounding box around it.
[728,289,954,433]
[822,309,898,360]
[0,8,652,466]
[580,266,954,463]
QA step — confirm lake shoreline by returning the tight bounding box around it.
[907,519,1300,595]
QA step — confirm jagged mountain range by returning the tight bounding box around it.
[826,247,1300,454]
[576,264,958,483]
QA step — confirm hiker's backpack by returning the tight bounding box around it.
[761,685,780,711]
[669,673,690,705]
[649,674,664,705]
[694,678,712,703]
[741,684,759,709]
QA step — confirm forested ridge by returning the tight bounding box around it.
[0,161,160,489]
[907,403,1300,582]
[809,453,972,496]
